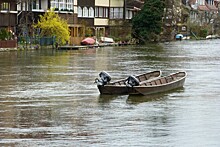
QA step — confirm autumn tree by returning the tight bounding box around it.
[34,9,70,45]
[132,0,165,44]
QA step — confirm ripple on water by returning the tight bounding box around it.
[1,40,220,146]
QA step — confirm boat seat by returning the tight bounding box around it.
[151,81,156,85]
[165,77,173,83]
[142,82,151,86]
[115,83,120,85]
[118,81,124,85]
[155,80,161,85]
[160,78,167,84]
[146,82,151,86]
[172,75,178,80]
[138,75,147,82]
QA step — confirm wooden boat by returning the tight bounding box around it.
[130,71,187,95]
[95,70,162,95]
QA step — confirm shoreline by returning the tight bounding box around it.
[0,48,17,52]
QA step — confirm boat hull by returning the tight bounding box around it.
[131,71,187,95]
[98,85,139,95]
[81,37,95,45]
[96,70,162,95]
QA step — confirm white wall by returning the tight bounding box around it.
[74,0,78,14]
[95,0,110,6]
[94,18,109,26]
[110,0,124,7]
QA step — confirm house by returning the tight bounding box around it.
[0,0,17,48]
[126,0,144,19]
[108,0,142,41]
[188,0,218,25]
[214,0,220,8]
[77,0,95,38]
[16,0,84,45]
[1,0,148,46]
[0,0,17,31]
[94,0,109,39]
[206,0,219,23]
[77,0,141,43]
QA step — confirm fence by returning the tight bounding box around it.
[18,36,56,47]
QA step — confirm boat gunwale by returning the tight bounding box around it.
[133,71,187,88]
[107,70,162,85]
[103,76,163,87]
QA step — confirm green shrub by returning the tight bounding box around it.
[199,29,208,38]
[0,28,14,40]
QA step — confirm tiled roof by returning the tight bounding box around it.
[188,0,218,11]
[205,2,218,11]
[198,5,210,11]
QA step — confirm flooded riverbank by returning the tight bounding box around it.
[0,40,220,146]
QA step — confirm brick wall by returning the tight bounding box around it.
[0,40,17,48]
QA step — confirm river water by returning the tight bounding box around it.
[0,40,220,146]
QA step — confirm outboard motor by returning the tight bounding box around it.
[99,71,111,85]
[125,75,140,87]
[95,71,111,85]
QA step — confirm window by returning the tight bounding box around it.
[99,7,103,17]
[95,7,109,18]
[51,0,58,9]
[89,7,94,17]
[110,8,123,19]
[83,7,88,17]
[78,6,82,17]
[198,0,204,5]
[32,0,39,9]
[67,0,73,10]
[50,0,73,11]
[126,10,133,19]
[1,2,10,11]
[105,8,108,18]
[95,7,99,17]
[59,0,65,10]
[119,8,123,18]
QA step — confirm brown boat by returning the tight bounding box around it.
[95,70,162,95]
[130,71,187,95]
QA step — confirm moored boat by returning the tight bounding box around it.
[95,70,162,95]
[130,71,187,95]
[100,37,114,43]
[81,37,95,45]
[176,34,183,40]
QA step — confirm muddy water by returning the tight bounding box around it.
[0,40,220,146]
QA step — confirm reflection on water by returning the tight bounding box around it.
[127,88,185,105]
[127,92,168,104]
[1,40,220,146]
[98,94,119,103]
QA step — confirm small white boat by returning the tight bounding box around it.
[176,34,183,40]
[100,37,114,43]
[182,36,190,40]
[206,35,218,39]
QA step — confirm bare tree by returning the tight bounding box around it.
[17,0,34,37]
